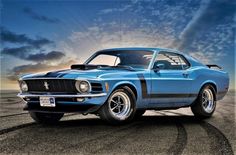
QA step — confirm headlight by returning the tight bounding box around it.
[19,81,28,92]
[75,80,91,93]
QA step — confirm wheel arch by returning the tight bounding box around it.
[199,81,217,100]
[111,81,138,100]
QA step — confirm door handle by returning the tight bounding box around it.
[183,72,189,78]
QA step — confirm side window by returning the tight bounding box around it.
[154,52,189,70]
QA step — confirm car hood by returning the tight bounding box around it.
[21,68,138,80]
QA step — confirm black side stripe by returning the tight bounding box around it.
[137,74,197,98]
[138,74,149,98]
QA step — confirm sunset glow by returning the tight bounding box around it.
[1,0,235,90]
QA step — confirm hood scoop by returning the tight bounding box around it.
[71,64,99,70]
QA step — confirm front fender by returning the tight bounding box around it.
[104,79,145,108]
[110,81,138,94]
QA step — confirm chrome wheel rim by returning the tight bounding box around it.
[202,88,215,113]
[108,92,131,120]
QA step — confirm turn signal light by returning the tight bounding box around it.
[105,82,109,92]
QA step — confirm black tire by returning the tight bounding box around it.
[29,112,64,124]
[191,84,216,118]
[134,110,146,119]
[99,86,136,125]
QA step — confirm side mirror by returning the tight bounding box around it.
[153,63,165,72]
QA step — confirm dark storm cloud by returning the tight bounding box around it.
[7,63,54,81]
[7,59,77,81]
[0,27,54,47]
[177,0,235,50]
[26,51,65,62]
[1,47,65,62]
[28,37,54,48]
[1,27,32,44]
[23,7,60,24]
[1,28,58,61]
[11,63,52,74]
[1,46,35,59]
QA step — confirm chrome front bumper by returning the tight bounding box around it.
[17,93,107,98]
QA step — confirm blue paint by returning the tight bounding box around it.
[20,48,229,110]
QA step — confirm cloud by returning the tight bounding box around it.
[0,27,53,47]
[1,27,32,44]
[7,59,77,81]
[66,0,233,65]
[0,28,59,62]
[29,37,54,48]
[0,28,73,81]
[99,4,132,14]
[68,25,175,54]
[96,1,199,51]
[100,8,113,14]
[1,46,35,59]
[189,50,226,64]
[177,0,235,50]
[23,7,60,24]
[1,47,65,62]
[26,51,65,62]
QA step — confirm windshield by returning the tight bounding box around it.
[85,50,154,69]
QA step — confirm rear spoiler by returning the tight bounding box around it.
[206,64,222,70]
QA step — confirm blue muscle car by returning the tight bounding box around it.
[17,48,229,124]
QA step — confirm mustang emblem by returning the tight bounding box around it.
[44,81,49,90]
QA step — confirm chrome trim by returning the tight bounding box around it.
[148,50,158,70]
[19,78,76,80]
[19,77,100,81]
[17,93,107,98]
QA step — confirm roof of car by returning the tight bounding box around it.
[91,47,205,67]
[99,47,179,52]
[97,47,205,67]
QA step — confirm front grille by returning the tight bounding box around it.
[25,79,77,93]
[25,79,103,93]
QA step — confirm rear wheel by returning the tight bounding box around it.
[191,84,216,118]
[99,86,136,124]
[29,112,64,124]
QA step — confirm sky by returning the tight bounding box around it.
[0,0,235,90]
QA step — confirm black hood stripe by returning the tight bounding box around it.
[28,69,71,78]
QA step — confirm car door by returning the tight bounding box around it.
[149,51,192,107]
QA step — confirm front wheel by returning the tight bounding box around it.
[99,86,136,124]
[29,112,64,124]
[191,84,216,118]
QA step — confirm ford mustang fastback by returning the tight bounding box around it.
[17,48,229,124]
